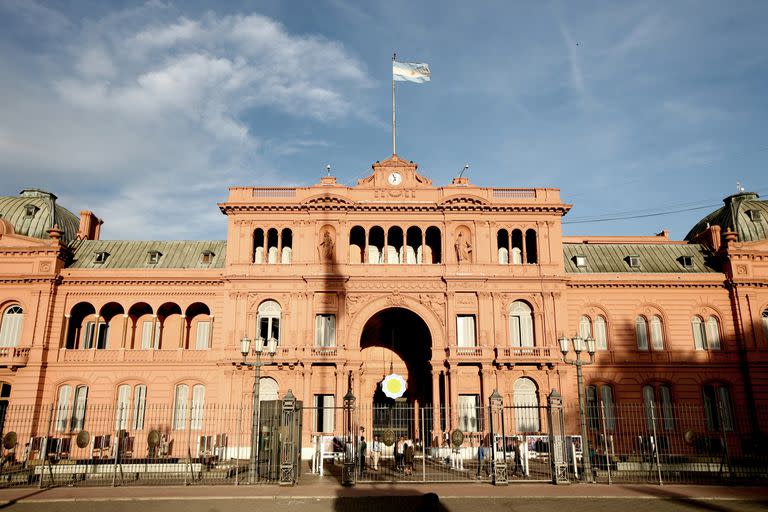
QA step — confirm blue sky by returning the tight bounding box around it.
[1,1,767,240]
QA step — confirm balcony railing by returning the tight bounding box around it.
[0,347,30,367]
[58,349,210,364]
[495,346,553,362]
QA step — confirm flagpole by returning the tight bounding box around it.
[392,52,396,156]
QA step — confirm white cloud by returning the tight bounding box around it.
[0,5,371,239]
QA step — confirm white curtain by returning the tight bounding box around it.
[55,385,72,432]
[457,316,476,347]
[594,316,607,350]
[692,317,705,350]
[115,384,130,430]
[0,306,23,347]
[514,378,539,431]
[635,317,648,350]
[133,384,147,430]
[173,384,188,430]
[650,316,664,351]
[191,384,205,430]
[459,395,479,432]
[706,317,721,350]
[72,385,88,431]
[579,316,592,340]
[195,321,210,350]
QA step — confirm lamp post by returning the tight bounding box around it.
[240,335,277,484]
[559,335,596,483]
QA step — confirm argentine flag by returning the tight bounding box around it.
[393,61,431,83]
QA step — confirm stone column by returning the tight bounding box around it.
[120,314,129,349]
[178,314,186,349]
[431,369,441,441]
[61,314,71,349]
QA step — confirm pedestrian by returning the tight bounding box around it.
[357,436,367,476]
[512,439,522,476]
[477,439,487,477]
[404,442,414,476]
[371,435,382,471]
[396,436,405,471]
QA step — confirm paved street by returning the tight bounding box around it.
[0,484,766,512]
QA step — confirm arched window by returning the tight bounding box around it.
[692,316,721,350]
[587,384,615,431]
[579,315,592,340]
[257,300,281,346]
[511,229,523,265]
[509,301,534,348]
[525,229,537,264]
[259,377,279,401]
[115,383,147,431]
[594,316,608,350]
[173,383,205,430]
[497,230,509,264]
[253,229,265,264]
[650,315,664,351]
[513,378,539,431]
[0,305,23,347]
[55,384,88,432]
[115,384,131,430]
[702,384,733,432]
[281,228,293,264]
[635,316,649,350]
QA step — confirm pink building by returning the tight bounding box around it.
[0,156,766,479]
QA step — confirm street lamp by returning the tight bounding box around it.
[559,335,596,483]
[240,335,277,484]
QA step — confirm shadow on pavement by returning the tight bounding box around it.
[0,487,58,510]
[628,485,768,512]
[333,485,449,512]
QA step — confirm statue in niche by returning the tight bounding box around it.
[319,230,335,262]
[454,231,472,263]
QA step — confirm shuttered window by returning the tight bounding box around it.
[0,306,23,347]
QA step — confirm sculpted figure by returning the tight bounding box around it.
[319,231,335,261]
[455,232,472,263]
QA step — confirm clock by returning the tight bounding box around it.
[388,172,403,186]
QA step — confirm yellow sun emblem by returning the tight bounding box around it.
[381,374,406,399]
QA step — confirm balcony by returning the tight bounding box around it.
[446,346,490,361]
[0,347,30,368]
[57,348,211,364]
[494,346,555,365]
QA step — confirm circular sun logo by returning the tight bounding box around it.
[381,374,407,399]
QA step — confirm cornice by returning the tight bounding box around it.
[568,281,726,290]
[59,279,224,287]
[219,204,570,215]
[0,276,60,285]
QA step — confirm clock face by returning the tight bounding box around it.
[388,172,403,186]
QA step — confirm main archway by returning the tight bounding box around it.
[359,307,432,442]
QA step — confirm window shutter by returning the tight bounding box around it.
[579,316,592,340]
[706,317,721,350]
[0,306,23,347]
[650,316,664,351]
[191,385,205,430]
[635,317,648,350]
[115,384,130,430]
[173,385,188,430]
[71,386,88,431]
[195,321,210,350]
[55,385,72,432]
[594,316,607,350]
[133,385,147,430]
[692,317,705,350]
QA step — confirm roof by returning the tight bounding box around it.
[563,243,719,274]
[0,189,80,244]
[686,192,768,243]
[68,240,227,269]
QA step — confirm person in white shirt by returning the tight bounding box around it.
[371,435,382,471]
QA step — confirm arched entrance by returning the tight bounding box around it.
[360,308,432,443]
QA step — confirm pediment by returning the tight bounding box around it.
[0,231,54,249]
[357,155,433,189]
[438,194,491,207]
[301,193,355,207]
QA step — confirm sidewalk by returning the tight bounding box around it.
[0,480,766,504]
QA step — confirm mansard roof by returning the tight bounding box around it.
[68,240,226,269]
[0,189,80,244]
[686,192,768,243]
[563,242,719,273]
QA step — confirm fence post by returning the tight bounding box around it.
[39,404,54,489]
[649,403,663,485]
[489,390,507,485]
[717,400,731,479]
[547,389,569,485]
[599,401,612,485]
[342,389,356,486]
[279,389,297,486]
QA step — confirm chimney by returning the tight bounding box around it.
[78,211,103,240]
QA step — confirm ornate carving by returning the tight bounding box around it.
[385,290,405,307]
[346,294,365,317]
[454,228,472,263]
[418,293,446,325]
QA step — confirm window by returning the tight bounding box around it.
[458,394,480,432]
[83,321,96,349]
[703,384,733,432]
[594,316,608,350]
[509,301,533,348]
[0,305,23,347]
[93,251,109,264]
[643,385,674,431]
[650,316,664,351]
[115,384,147,431]
[194,321,210,350]
[315,314,336,347]
[200,250,214,265]
[172,384,188,430]
[574,255,587,268]
[147,251,162,264]
[579,315,592,340]
[314,394,335,432]
[586,384,615,432]
[747,209,763,222]
[190,384,205,430]
[513,378,539,431]
[692,316,721,350]
[140,319,160,349]
[456,315,476,347]
[628,255,641,268]
[24,204,38,217]
[56,384,89,432]
[635,316,649,350]
[679,255,693,268]
[257,300,281,346]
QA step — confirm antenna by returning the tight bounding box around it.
[458,164,470,179]
[326,164,332,177]
[736,181,745,193]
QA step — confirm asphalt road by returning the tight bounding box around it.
[2,497,767,512]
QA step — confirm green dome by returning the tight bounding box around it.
[0,189,80,244]
[685,192,768,243]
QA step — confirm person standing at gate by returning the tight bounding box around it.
[404,441,414,476]
[357,436,367,476]
[396,436,406,471]
[477,439,487,478]
[371,435,382,471]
